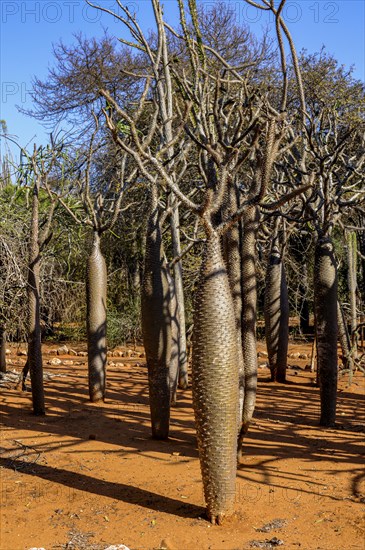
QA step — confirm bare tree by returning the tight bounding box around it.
[57,120,136,402]
[277,49,365,424]
[17,144,61,415]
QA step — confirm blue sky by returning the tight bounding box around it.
[1,0,364,160]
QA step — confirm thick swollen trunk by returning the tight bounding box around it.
[170,204,189,389]
[264,247,289,383]
[192,232,239,525]
[141,208,172,439]
[28,184,45,415]
[0,327,6,373]
[239,206,259,451]
[86,232,107,402]
[314,237,338,427]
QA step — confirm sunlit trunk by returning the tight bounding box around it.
[337,301,353,372]
[239,205,259,453]
[86,231,107,402]
[170,203,189,389]
[347,231,358,356]
[223,185,244,427]
[192,231,239,524]
[167,267,179,406]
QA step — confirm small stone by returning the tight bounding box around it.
[62,360,74,366]
[5,349,11,355]
[257,351,268,358]
[77,351,87,357]
[268,537,284,546]
[48,358,62,365]
[57,345,69,355]
[108,361,116,367]
[256,519,287,533]
[289,352,300,359]
[104,545,131,550]
[126,349,133,357]
[299,353,308,359]
[17,349,27,356]
[68,348,77,356]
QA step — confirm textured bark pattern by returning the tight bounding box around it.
[141,209,172,439]
[223,186,244,425]
[0,328,6,373]
[264,249,289,383]
[240,206,259,442]
[192,232,239,524]
[314,237,338,426]
[87,233,107,403]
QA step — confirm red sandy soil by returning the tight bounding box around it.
[0,341,364,550]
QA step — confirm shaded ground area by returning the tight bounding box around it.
[0,341,364,550]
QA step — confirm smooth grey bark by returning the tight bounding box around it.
[86,231,107,402]
[141,206,172,439]
[27,181,45,415]
[264,244,289,383]
[0,327,6,373]
[166,266,179,406]
[238,205,259,455]
[314,236,338,426]
[192,231,239,524]
[170,203,189,389]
